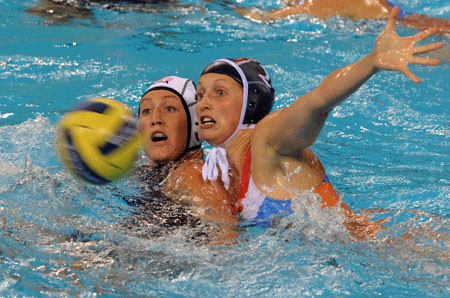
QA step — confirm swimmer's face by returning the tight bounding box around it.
[139,89,188,166]
[196,73,243,146]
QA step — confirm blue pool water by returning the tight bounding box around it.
[1,0,449,296]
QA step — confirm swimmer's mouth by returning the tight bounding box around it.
[151,132,168,142]
[200,116,215,125]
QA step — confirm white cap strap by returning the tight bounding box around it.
[202,147,230,189]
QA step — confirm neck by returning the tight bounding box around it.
[222,129,252,179]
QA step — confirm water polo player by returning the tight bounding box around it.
[27,0,180,24]
[132,76,239,244]
[196,8,443,238]
[236,0,450,35]
[139,76,202,168]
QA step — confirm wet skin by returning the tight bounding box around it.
[139,89,188,166]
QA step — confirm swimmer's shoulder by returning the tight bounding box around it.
[252,108,284,143]
[251,108,287,162]
[170,158,204,180]
[162,158,205,197]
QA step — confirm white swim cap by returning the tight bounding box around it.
[141,76,202,153]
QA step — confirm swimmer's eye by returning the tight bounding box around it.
[197,92,205,100]
[141,108,151,115]
[217,89,225,96]
[166,106,176,112]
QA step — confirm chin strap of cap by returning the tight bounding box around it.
[201,124,254,190]
[202,146,230,189]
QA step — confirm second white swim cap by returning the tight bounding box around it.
[142,76,202,153]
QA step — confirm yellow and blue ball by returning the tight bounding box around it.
[56,98,141,185]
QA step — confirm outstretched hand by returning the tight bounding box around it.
[373,6,444,83]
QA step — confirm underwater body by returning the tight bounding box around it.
[1,0,449,296]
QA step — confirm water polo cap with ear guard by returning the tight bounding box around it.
[141,76,202,153]
[200,58,275,189]
[200,58,275,127]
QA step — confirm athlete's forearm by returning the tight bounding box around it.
[309,52,378,112]
[267,52,378,156]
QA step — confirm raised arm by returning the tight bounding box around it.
[259,7,443,157]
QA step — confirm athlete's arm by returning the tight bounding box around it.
[400,13,450,36]
[258,7,442,158]
[163,160,240,245]
[235,0,391,23]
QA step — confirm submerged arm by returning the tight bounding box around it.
[260,7,443,157]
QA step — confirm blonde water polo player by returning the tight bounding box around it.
[196,8,443,238]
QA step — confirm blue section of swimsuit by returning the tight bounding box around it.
[249,175,330,227]
[385,0,412,19]
[252,197,293,227]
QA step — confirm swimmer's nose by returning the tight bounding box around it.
[197,94,211,111]
[151,108,163,126]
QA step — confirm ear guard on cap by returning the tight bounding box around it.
[245,81,275,124]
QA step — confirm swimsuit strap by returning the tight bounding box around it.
[235,147,252,214]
